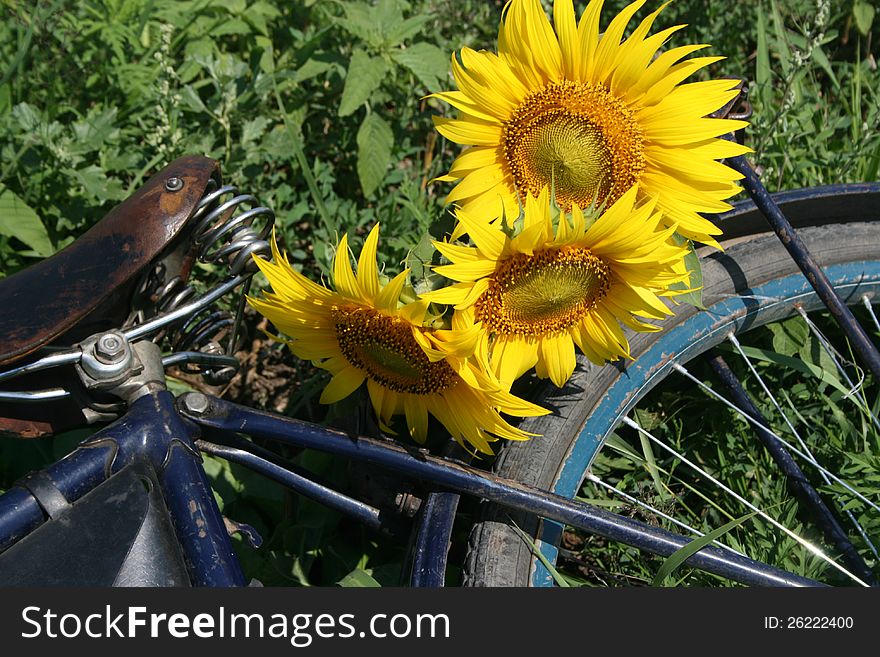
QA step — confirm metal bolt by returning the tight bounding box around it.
[95,333,126,363]
[183,392,210,415]
[395,492,422,517]
[165,176,184,192]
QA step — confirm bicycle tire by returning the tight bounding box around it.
[463,211,880,587]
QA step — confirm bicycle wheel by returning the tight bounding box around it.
[464,187,880,586]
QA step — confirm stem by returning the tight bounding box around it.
[268,46,336,238]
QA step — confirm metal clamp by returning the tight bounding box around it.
[18,472,71,520]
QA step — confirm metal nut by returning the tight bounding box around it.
[183,392,210,415]
[164,176,184,192]
[95,333,125,362]
[78,331,136,384]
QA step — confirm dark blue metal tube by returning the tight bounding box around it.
[196,440,385,533]
[0,488,43,552]
[183,394,823,587]
[728,155,880,379]
[44,443,113,501]
[0,391,246,586]
[410,491,459,587]
[708,354,876,585]
[104,392,246,587]
[0,428,115,552]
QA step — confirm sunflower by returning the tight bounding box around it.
[432,0,750,247]
[248,224,548,455]
[423,186,691,388]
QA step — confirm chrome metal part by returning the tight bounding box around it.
[95,333,126,363]
[0,388,71,402]
[77,331,140,388]
[104,340,167,403]
[181,392,210,415]
[164,176,184,192]
[190,182,274,277]
[81,407,121,424]
[0,350,82,386]
[0,171,274,409]
[138,179,275,384]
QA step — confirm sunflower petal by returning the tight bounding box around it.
[332,234,361,298]
[357,224,381,300]
[319,366,366,404]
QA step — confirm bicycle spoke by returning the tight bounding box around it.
[728,333,803,441]
[602,436,738,523]
[707,354,875,583]
[727,333,879,560]
[672,363,880,516]
[585,473,746,558]
[864,295,880,335]
[796,306,880,433]
[622,416,869,587]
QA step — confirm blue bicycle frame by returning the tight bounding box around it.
[0,386,822,587]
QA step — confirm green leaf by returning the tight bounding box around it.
[392,42,448,91]
[755,3,771,91]
[244,1,281,36]
[338,50,387,117]
[385,14,434,44]
[669,237,704,309]
[510,522,572,587]
[0,83,10,114]
[241,116,269,146]
[294,58,332,85]
[71,106,119,152]
[407,230,436,283]
[222,0,248,14]
[810,46,839,91]
[652,512,756,586]
[735,345,851,397]
[336,2,382,47]
[356,113,393,197]
[769,0,791,74]
[768,316,809,355]
[338,568,381,587]
[635,412,669,501]
[66,165,125,203]
[210,18,252,37]
[375,0,405,39]
[180,85,208,113]
[853,1,875,36]
[0,186,54,257]
[12,102,41,132]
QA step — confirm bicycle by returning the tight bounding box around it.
[0,147,877,587]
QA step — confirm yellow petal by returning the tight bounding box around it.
[319,366,366,404]
[404,395,429,443]
[539,333,576,387]
[375,269,410,310]
[554,0,580,79]
[332,234,361,299]
[357,224,381,300]
[434,259,499,283]
[433,116,504,146]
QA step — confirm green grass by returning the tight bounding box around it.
[0,0,878,586]
[568,310,880,586]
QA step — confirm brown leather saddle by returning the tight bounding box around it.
[0,155,221,437]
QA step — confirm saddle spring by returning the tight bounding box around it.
[148,179,275,384]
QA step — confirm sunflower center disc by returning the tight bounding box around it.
[504,80,644,210]
[332,306,457,394]
[476,247,612,336]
